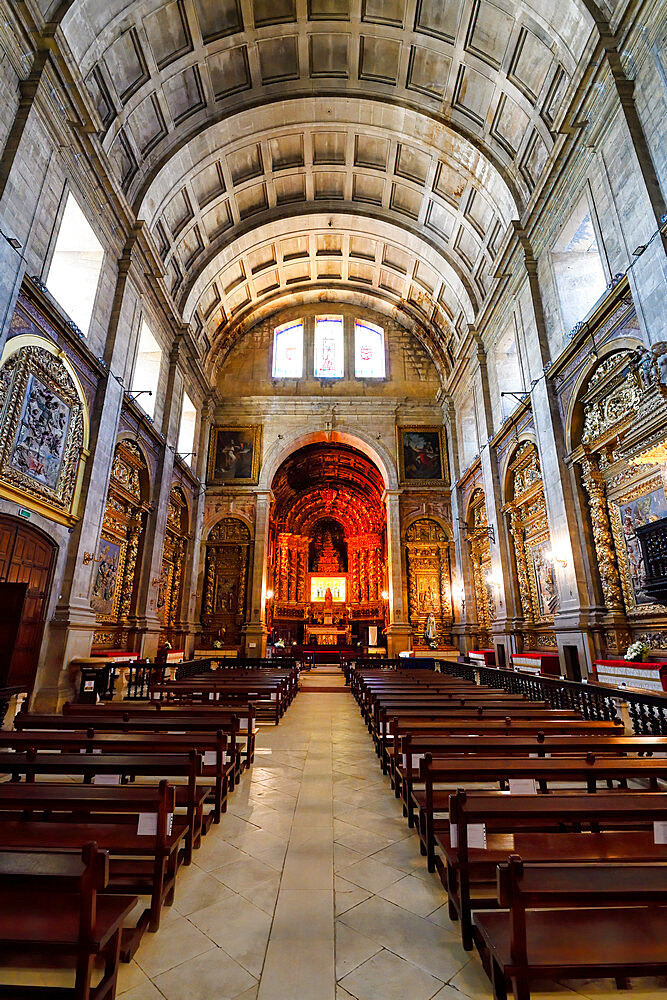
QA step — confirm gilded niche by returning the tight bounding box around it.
[466,489,494,635]
[580,351,641,444]
[405,519,452,644]
[0,340,88,525]
[202,517,251,645]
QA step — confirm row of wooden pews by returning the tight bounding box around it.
[0,660,298,999]
[348,665,667,1000]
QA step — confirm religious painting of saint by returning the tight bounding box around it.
[208,426,261,485]
[398,427,446,485]
[416,572,441,614]
[530,539,560,618]
[90,539,123,618]
[612,486,667,607]
[9,374,71,490]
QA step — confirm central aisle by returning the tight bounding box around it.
[116,682,619,1000]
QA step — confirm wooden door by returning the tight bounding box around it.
[0,517,56,690]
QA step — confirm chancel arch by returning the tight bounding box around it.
[267,442,388,651]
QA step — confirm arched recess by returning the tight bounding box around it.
[0,514,57,694]
[502,441,558,650]
[0,334,90,526]
[202,517,252,648]
[405,519,452,648]
[91,439,151,650]
[465,489,494,644]
[157,485,190,636]
[259,427,398,493]
[568,347,667,657]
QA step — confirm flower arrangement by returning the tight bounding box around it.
[212,639,223,649]
[624,641,649,662]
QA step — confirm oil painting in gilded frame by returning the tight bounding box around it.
[90,537,125,620]
[0,330,88,525]
[398,426,446,485]
[208,426,261,485]
[609,479,667,612]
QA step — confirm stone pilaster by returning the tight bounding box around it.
[243,490,272,657]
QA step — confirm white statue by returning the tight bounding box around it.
[424,613,437,646]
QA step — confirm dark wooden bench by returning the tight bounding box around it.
[444,789,667,950]
[473,857,667,1000]
[0,842,137,1000]
[0,749,206,867]
[417,752,667,873]
[393,732,667,826]
[0,781,182,959]
[0,728,234,825]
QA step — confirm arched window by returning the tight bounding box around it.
[355,319,385,378]
[272,320,303,378]
[314,315,344,378]
[46,193,104,335]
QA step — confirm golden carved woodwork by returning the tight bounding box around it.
[158,486,189,628]
[0,339,88,526]
[94,441,150,630]
[405,519,452,641]
[466,489,493,631]
[580,351,641,445]
[505,444,557,626]
[579,456,624,612]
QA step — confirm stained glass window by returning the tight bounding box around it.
[272,320,303,378]
[355,320,385,378]
[314,315,344,378]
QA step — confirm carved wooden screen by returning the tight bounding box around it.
[504,442,558,647]
[202,518,251,645]
[157,485,189,631]
[92,440,149,648]
[466,489,493,641]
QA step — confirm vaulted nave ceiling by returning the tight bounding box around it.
[50,0,606,375]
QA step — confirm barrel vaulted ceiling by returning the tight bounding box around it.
[53,0,601,373]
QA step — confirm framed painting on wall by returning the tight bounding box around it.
[90,538,125,620]
[398,427,446,485]
[528,538,560,618]
[208,426,261,485]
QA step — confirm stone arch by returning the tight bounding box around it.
[259,427,399,492]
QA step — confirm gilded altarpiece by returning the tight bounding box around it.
[569,348,667,655]
[504,443,558,648]
[92,440,150,648]
[157,486,189,635]
[202,518,251,646]
[405,519,452,646]
[466,489,493,644]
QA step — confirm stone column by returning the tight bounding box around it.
[384,490,412,655]
[243,490,272,657]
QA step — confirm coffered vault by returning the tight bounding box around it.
[47,0,607,372]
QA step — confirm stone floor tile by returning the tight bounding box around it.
[153,947,258,1000]
[334,921,382,979]
[337,856,405,893]
[173,863,237,916]
[338,948,444,1000]
[134,916,215,978]
[214,855,282,893]
[334,876,373,916]
[378,873,448,916]
[188,897,272,976]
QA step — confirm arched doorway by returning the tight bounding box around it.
[268,443,387,653]
[0,514,57,691]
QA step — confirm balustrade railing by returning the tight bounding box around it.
[440,661,667,735]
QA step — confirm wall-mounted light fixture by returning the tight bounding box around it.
[544,547,568,568]
[266,589,274,601]
[381,590,389,600]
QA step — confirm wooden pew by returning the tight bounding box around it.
[0,842,137,1000]
[17,707,254,775]
[0,728,234,825]
[0,749,206,867]
[0,781,181,959]
[473,857,667,1000]
[417,752,667,873]
[445,789,667,950]
[393,732,667,825]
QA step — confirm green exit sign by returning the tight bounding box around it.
[17,508,31,519]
